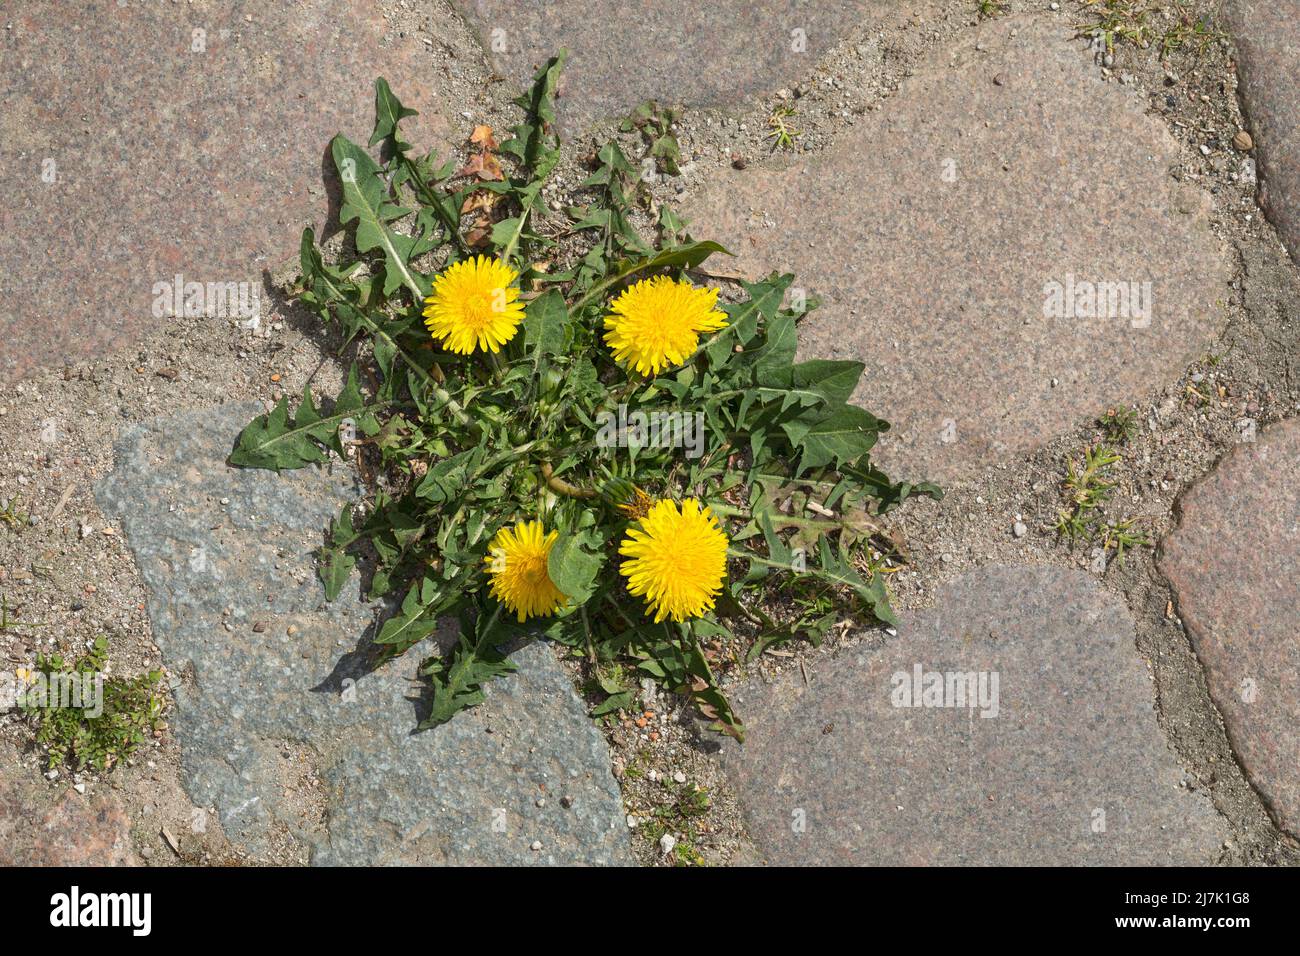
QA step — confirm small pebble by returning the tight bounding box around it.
[529,840,542,851]
[672,771,687,784]
[659,834,677,857]
[1013,521,1028,538]
[1232,130,1253,151]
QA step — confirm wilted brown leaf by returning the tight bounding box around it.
[457,152,504,181]
[460,190,500,216]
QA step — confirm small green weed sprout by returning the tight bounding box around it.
[20,637,166,771]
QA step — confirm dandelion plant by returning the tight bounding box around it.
[228,54,939,741]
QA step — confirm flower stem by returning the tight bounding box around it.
[709,500,850,532]
[539,462,597,499]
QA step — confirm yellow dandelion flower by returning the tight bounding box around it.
[618,498,729,623]
[423,255,525,354]
[603,276,728,376]
[484,520,567,622]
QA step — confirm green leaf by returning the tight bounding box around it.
[650,133,681,174]
[751,314,798,386]
[577,241,732,309]
[331,134,431,299]
[501,51,567,171]
[319,548,356,602]
[704,273,792,364]
[591,691,635,717]
[786,359,864,405]
[296,227,371,345]
[843,462,944,513]
[787,404,885,473]
[590,671,636,716]
[228,365,369,471]
[319,505,359,601]
[374,578,441,656]
[757,510,795,571]
[415,446,487,503]
[523,289,569,363]
[547,530,604,606]
[419,603,518,730]
[626,241,730,274]
[813,537,896,626]
[369,77,419,149]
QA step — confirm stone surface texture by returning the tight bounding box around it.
[455,0,906,130]
[1159,420,1300,838]
[686,15,1229,484]
[95,403,631,865]
[0,1,449,384]
[1226,1,1300,261]
[0,769,139,866]
[721,565,1225,865]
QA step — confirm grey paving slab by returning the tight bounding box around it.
[1226,1,1300,262]
[0,1,451,385]
[1159,419,1300,837]
[454,0,907,130]
[721,564,1225,865]
[95,403,631,865]
[686,14,1230,484]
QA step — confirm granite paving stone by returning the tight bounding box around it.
[95,403,631,866]
[721,565,1225,865]
[1159,419,1300,838]
[0,767,139,866]
[1226,1,1300,262]
[0,1,451,385]
[454,0,908,131]
[686,14,1230,484]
